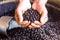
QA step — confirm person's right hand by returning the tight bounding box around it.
[15,0,31,27]
[28,0,48,28]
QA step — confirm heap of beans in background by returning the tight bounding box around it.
[0,8,60,40]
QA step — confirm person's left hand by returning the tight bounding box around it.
[28,0,48,28]
[15,0,31,27]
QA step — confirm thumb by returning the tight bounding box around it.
[19,15,23,23]
[40,16,48,25]
[18,12,23,23]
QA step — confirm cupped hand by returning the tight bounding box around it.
[29,21,42,28]
[15,0,31,27]
[28,0,48,28]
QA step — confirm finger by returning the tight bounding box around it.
[18,13,23,22]
[42,17,48,25]
[34,21,41,25]
[29,25,34,29]
[15,10,23,23]
[25,21,31,26]
[15,13,20,24]
[29,25,32,29]
[20,21,28,27]
[20,21,30,27]
[40,10,48,25]
[40,16,48,25]
[31,23,40,28]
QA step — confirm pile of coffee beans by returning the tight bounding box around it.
[6,22,59,40]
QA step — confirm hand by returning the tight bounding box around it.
[15,0,31,27]
[29,21,42,28]
[28,0,48,28]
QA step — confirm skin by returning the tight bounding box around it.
[15,0,48,28]
[29,0,48,28]
[15,0,31,27]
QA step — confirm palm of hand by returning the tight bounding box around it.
[15,0,48,28]
[15,0,31,27]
